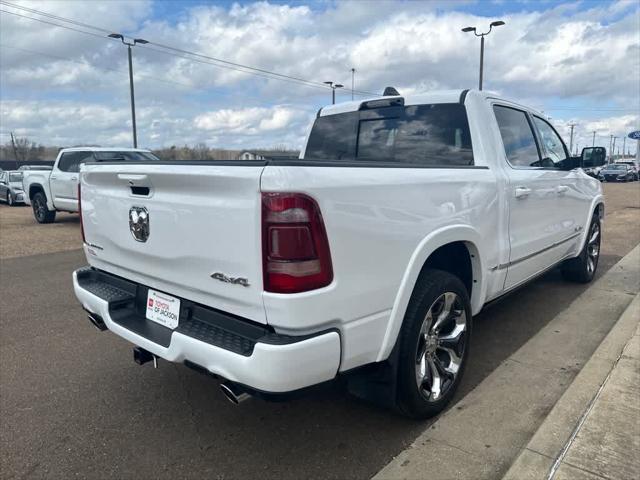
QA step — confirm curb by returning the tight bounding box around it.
[502,293,640,480]
[373,245,640,480]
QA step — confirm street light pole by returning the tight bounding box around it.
[592,130,596,147]
[109,33,148,148]
[126,44,137,148]
[479,35,484,91]
[351,68,355,101]
[324,81,344,105]
[462,20,505,91]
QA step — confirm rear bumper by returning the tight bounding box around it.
[73,267,341,393]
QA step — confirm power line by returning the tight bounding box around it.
[146,40,379,97]
[0,2,379,98]
[0,0,111,33]
[0,44,280,106]
[0,7,328,93]
[0,8,111,40]
[0,43,199,91]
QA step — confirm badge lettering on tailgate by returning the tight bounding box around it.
[210,272,250,287]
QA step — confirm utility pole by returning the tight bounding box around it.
[591,130,596,147]
[622,136,626,160]
[568,123,577,154]
[612,137,618,162]
[9,132,18,161]
[351,68,355,101]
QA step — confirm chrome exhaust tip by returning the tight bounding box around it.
[87,312,107,331]
[220,382,252,405]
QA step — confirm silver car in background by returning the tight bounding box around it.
[0,170,26,206]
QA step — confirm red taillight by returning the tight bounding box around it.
[78,183,85,243]
[262,193,333,293]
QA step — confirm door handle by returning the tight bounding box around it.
[71,177,78,181]
[556,185,569,195]
[514,187,532,199]
[50,175,57,180]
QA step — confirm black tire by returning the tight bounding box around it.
[6,192,13,206]
[32,192,56,223]
[561,214,601,283]
[394,269,472,419]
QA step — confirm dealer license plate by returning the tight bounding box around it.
[145,289,180,329]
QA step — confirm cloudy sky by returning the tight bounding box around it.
[1,0,639,154]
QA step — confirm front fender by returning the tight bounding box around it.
[375,225,486,362]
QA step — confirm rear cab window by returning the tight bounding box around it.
[304,103,474,166]
[93,151,160,162]
[57,151,94,172]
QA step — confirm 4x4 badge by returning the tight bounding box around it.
[210,272,250,287]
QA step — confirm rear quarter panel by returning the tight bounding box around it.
[261,165,499,370]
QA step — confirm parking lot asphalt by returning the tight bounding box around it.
[1,183,639,480]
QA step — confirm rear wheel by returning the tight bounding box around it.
[395,269,472,419]
[32,192,56,223]
[562,214,600,283]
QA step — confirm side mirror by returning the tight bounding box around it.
[581,147,607,168]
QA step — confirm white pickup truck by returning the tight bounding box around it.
[73,90,607,418]
[23,147,159,223]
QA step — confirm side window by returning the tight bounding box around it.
[531,116,569,167]
[57,152,94,172]
[304,112,359,160]
[493,105,541,168]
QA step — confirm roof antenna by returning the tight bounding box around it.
[383,86,400,96]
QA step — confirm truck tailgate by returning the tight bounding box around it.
[80,162,267,324]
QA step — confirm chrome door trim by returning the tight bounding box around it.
[491,231,582,271]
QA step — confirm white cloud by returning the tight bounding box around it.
[194,106,303,134]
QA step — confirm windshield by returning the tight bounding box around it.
[9,173,23,182]
[606,165,626,170]
[93,151,160,162]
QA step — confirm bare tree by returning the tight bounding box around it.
[13,136,31,162]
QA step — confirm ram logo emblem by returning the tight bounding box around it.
[129,206,150,242]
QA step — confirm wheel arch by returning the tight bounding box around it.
[375,225,486,362]
[578,197,605,253]
[28,183,54,210]
[29,183,45,199]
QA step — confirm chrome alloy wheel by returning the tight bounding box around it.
[35,196,46,220]
[586,221,600,275]
[415,292,467,402]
